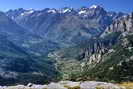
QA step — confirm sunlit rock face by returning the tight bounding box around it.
[101,13,133,37]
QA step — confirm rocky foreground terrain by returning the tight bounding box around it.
[0,81,126,89]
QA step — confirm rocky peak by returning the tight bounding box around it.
[6,8,35,21]
[90,5,98,9]
[78,5,106,16]
[101,13,133,37]
[89,5,103,10]
[59,7,73,13]
[47,9,57,13]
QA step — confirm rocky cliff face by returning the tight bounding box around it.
[101,13,133,37]
[86,12,133,67]
[82,13,133,82]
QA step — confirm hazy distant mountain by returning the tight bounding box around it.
[0,12,59,85]
[6,5,124,45]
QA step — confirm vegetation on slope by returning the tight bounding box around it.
[84,34,133,82]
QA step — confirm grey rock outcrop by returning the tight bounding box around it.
[101,12,133,37]
[0,81,125,89]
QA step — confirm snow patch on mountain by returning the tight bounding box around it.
[90,5,98,9]
[59,8,72,13]
[20,10,34,16]
[47,9,57,13]
[63,9,71,13]
[78,10,86,14]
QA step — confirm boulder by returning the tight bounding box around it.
[59,81,80,89]
[47,83,67,89]
[5,85,31,89]
[31,84,47,89]
[80,81,124,89]
[0,86,3,89]
[27,83,33,87]
[96,84,125,89]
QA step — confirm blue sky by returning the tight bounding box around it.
[0,0,133,12]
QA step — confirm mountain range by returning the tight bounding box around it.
[0,5,132,85]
